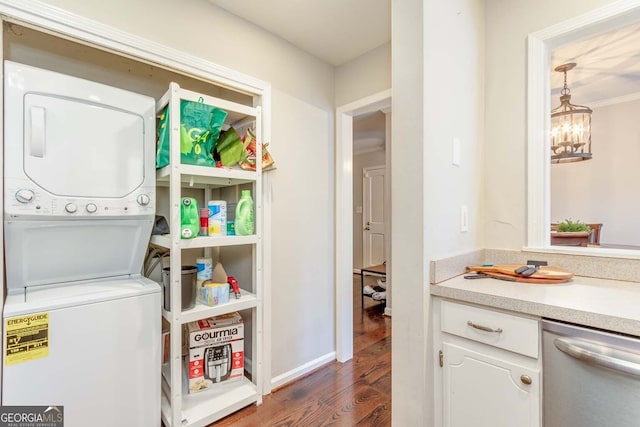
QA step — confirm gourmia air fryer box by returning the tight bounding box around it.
[186,312,244,393]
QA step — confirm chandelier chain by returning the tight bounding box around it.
[561,70,570,96]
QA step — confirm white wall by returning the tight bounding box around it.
[484,0,619,250]
[551,99,640,246]
[352,149,386,270]
[335,42,391,107]
[36,0,336,384]
[391,3,427,422]
[268,90,334,369]
[392,0,485,425]
[39,0,334,110]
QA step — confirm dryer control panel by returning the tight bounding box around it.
[5,178,155,218]
[3,61,156,220]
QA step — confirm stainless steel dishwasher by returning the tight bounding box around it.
[542,319,640,427]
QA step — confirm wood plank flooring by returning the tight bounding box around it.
[213,274,391,426]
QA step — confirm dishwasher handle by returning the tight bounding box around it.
[554,337,640,377]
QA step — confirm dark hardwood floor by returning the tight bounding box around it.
[214,274,391,426]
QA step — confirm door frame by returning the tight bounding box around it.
[335,89,391,362]
[362,164,386,268]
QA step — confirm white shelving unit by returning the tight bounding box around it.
[152,82,263,427]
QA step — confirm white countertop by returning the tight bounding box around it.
[430,274,640,337]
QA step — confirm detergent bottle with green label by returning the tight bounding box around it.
[234,190,254,236]
[180,197,200,239]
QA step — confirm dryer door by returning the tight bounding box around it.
[23,93,145,198]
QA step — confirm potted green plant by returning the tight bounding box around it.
[551,219,591,246]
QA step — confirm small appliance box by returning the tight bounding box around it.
[187,312,244,393]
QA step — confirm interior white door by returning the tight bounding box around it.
[363,165,385,267]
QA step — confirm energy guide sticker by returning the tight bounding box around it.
[5,312,49,366]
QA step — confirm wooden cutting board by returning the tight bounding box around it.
[467,264,573,283]
[467,271,570,284]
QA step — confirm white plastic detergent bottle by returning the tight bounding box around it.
[235,190,255,236]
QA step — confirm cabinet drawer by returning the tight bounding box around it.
[441,300,539,358]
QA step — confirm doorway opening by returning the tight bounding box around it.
[335,89,391,362]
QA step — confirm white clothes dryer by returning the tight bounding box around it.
[2,61,160,427]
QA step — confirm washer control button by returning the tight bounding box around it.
[86,203,98,213]
[65,203,78,214]
[136,194,150,206]
[15,189,35,204]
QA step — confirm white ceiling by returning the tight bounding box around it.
[551,20,640,106]
[207,0,391,154]
[207,0,391,66]
[205,3,640,153]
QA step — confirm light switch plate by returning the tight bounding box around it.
[452,137,461,166]
[460,205,469,232]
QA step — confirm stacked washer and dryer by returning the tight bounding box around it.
[2,62,161,426]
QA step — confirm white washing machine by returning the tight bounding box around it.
[2,62,160,427]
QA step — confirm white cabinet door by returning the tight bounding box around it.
[442,341,540,427]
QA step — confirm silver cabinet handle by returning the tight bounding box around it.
[554,337,640,377]
[467,321,503,333]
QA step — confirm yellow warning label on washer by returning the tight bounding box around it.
[5,312,49,366]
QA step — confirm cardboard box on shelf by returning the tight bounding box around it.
[186,312,244,393]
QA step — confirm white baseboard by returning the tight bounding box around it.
[384,307,392,316]
[270,351,336,391]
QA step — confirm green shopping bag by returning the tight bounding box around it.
[180,98,227,166]
[156,98,228,168]
[215,127,246,166]
[156,107,170,168]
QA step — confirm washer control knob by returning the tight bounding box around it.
[86,203,98,214]
[65,203,78,214]
[136,194,151,206]
[15,189,35,204]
